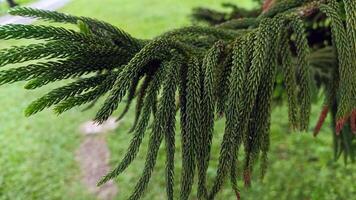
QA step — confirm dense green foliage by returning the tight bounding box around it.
[0,0,355,199]
[191,0,356,164]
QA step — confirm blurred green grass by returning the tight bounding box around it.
[0,0,34,15]
[0,0,355,200]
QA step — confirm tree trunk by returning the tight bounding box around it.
[262,0,275,12]
[6,0,18,7]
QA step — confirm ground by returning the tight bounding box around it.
[0,0,355,200]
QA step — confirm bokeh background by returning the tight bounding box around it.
[0,0,355,199]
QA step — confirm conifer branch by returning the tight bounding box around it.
[0,0,355,199]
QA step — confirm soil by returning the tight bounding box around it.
[75,117,120,200]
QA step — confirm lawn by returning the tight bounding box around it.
[0,0,34,15]
[0,0,355,200]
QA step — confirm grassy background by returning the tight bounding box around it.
[0,0,355,199]
[0,0,34,15]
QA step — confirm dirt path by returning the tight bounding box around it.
[76,118,120,200]
[0,0,71,25]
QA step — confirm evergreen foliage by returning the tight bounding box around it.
[0,0,355,199]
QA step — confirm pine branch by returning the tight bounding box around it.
[25,74,108,116]
[98,64,165,186]
[0,1,355,199]
[0,24,114,46]
[9,7,141,49]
